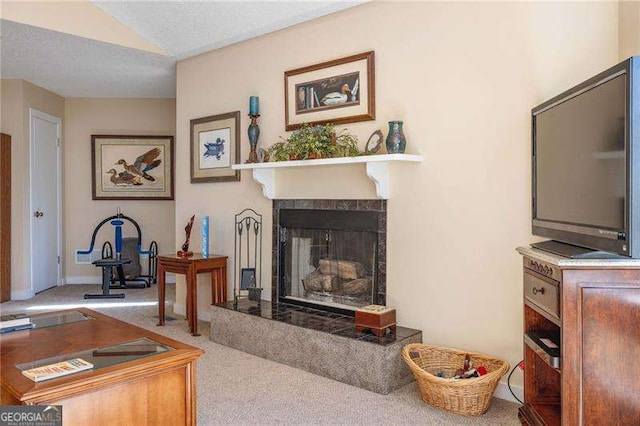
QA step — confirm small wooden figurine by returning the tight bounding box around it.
[177,215,195,257]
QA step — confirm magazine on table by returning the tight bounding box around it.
[21,358,94,382]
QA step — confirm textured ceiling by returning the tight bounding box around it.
[0,19,176,98]
[92,1,362,60]
[0,1,362,98]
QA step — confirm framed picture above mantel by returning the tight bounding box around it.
[284,51,375,131]
[91,135,174,200]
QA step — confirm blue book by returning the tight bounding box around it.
[1,323,34,334]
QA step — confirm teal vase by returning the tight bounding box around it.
[386,121,406,154]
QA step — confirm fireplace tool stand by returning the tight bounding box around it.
[233,208,263,308]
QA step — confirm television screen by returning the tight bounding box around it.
[534,74,626,231]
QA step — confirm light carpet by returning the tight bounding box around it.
[1,284,520,425]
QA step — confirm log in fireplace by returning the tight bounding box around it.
[273,200,386,315]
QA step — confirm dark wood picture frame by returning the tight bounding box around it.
[91,135,174,200]
[240,267,256,290]
[190,111,241,183]
[284,51,375,131]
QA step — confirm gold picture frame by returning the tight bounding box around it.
[284,51,375,131]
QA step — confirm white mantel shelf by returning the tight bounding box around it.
[232,154,423,199]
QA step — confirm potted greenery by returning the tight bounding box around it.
[267,123,360,161]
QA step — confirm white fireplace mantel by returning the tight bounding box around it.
[232,154,423,199]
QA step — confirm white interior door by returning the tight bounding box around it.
[30,109,61,294]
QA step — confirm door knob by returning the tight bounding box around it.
[33,211,44,218]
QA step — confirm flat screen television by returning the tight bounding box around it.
[532,57,640,258]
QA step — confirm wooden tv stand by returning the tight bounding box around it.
[517,247,640,425]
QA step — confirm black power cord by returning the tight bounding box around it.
[508,360,524,404]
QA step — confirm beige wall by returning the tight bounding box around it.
[1,80,24,139]
[620,1,640,59]
[64,98,176,283]
[0,89,176,292]
[1,1,166,55]
[0,80,64,298]
[176,1,619,390]
[1,80,24,297]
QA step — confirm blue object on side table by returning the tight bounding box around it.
[202,216,209,257]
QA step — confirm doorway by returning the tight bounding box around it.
[30,109,62,294]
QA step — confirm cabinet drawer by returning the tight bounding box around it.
[524,257,560,281]
[524,272,559,318]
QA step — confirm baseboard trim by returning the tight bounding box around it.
[64,276,176,285]
[494,381,523,404]
[172,302,211,321]
[64,276,102,285]
[11,289,35,300]
[174,302,185,316]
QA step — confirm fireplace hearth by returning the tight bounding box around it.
[211,298,422,394]
[211,199,421,394]
[273,200,386,315]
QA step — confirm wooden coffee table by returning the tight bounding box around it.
[0,308,203,426]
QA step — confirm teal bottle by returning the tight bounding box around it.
[385,121,406,154]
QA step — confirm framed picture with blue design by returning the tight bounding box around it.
[190,111,241,183]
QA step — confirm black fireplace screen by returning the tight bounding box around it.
[278,209,378,312]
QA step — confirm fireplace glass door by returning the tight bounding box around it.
[281,227,377,311]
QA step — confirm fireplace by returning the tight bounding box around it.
[273,200,386,315]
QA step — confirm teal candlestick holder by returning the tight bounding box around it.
[246,114,260,163]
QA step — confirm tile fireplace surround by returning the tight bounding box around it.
[272,199,387,312]
[210,199,422,394]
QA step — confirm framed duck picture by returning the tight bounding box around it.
[91,135,174,200]
[284,51,375,131]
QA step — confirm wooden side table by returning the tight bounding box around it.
[157,253,228,336]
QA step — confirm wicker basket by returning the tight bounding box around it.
[402,343,509,416]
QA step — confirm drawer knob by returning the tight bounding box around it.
[532,287,545,295]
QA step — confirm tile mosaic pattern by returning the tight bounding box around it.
[272,199,387,306]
